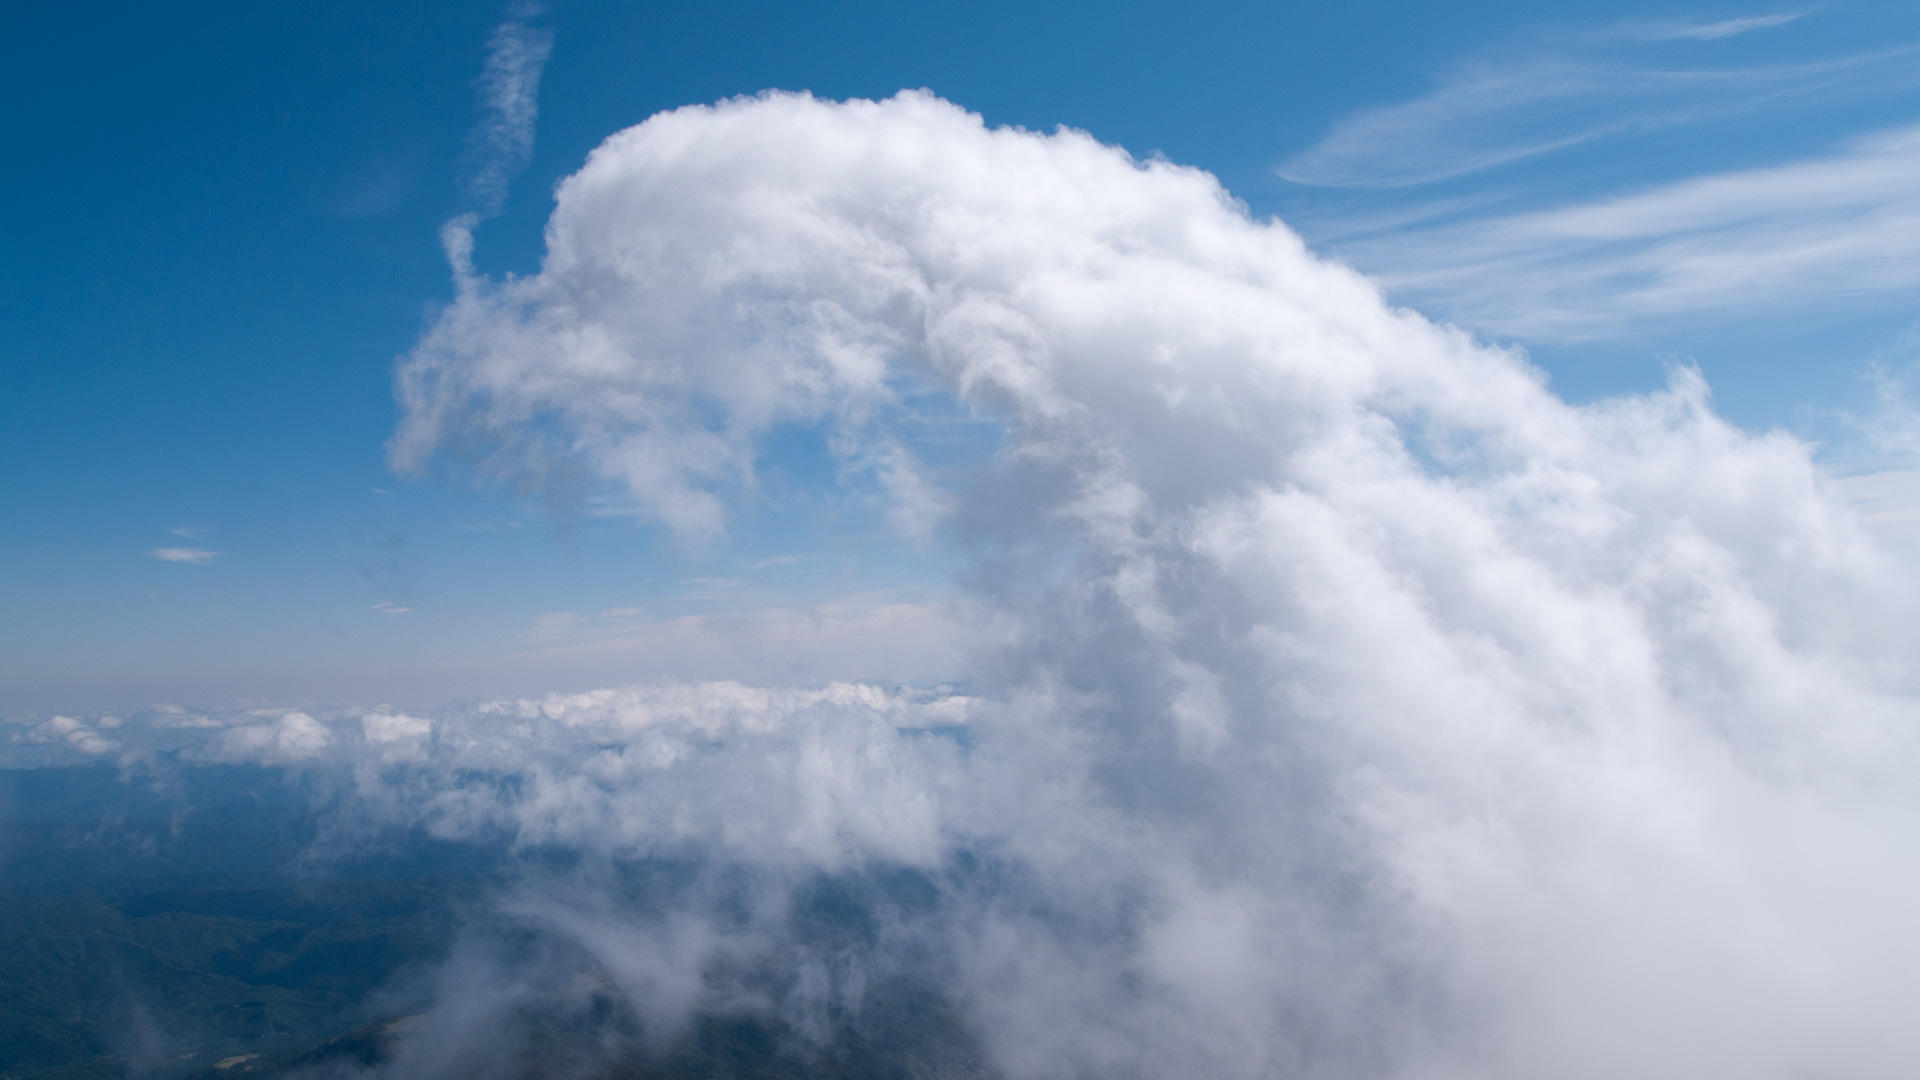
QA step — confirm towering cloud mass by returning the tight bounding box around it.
[235,91,1920,1077]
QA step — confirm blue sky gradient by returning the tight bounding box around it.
[5,0,1919,712]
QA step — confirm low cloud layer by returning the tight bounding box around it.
[48,91,1920,1078]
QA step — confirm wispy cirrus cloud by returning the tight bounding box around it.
[747,553,818,571]
[1828,325,1920,475]
[1277,10,1920,341]
[150,547,220,564]
[462,4,553,217]
[441,3,554,281]
[1633,11,1809,41]
[1336,123,1920,339]
[1278,20,1916,189]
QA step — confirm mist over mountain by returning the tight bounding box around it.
[10,89,1920,1080]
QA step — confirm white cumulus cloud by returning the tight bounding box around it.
[205,710,333,765]
[210,90,1920,1078]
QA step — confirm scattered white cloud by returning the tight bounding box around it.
[373,600,413,614]
[1335,122,1920,338]
[15,714,120,755]
[365,91,1920,1079]
[204,711,332,765]
[152,709,224,729]
[360,710,432,744]
[150,547,220,564]
[165,525,201,538]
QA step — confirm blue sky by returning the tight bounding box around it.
[5,0,1919,713]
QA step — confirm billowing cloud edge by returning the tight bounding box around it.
[37,90,1920,1080]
